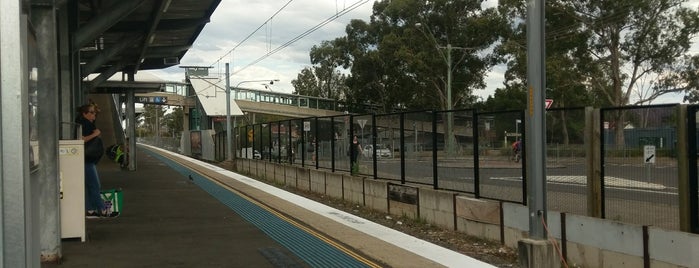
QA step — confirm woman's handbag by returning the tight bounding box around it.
[85,137,104,163]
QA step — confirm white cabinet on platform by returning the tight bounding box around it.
[59,140,85,242]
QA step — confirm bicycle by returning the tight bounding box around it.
[511,149,521,163]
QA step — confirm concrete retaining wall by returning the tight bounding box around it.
[309,169,325,194]
[325,173,343,199]
[342,175,364,205]
[364,179,388,213]
[502,202,528,248]
[455,196,500,241]
[389,201,417,219]
[418,188,455,230]
[296,168,310,191]
[235,160,699,268]
[273,164,285,185]
[648,227,699,267]
[241,159,252,174]
[264,162,274,181]
[387,184,418,219]
[284,166,296,187]
[248,160,256,177]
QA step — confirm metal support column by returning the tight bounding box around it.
[32,2,62,262]
[525,0,547,239]
[126,77,136,171]
[58,4,74,138]
[1,3,39,265]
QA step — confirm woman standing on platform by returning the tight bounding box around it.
[76,104,118,218]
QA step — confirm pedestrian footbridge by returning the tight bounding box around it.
[187,77,348,119]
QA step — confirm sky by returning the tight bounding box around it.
[145,0,698,104]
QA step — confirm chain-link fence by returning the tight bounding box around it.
[601,104,679,229]
[546,107,587,215]
[475,110,525,203]
[173,103,697,232]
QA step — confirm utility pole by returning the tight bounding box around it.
[519,0,558,266]
[225,63,232,161]
[415,23,473,156]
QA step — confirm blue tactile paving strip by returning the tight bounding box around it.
[145,150,372,268]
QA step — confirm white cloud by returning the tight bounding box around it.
[148,0,376,92]
[146,0,695,104]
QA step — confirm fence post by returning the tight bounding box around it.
[301,120,306,167]
[676,104,693,232]
[586,107,602,218]
[400,113,405,183]
[432,111,438,189]
[347,114,359,174]
[287,120,292,165]
[473,110,480,198]
[332,117,337,172]
[314,117,319,169]
[268,122,273,163]
[372,114,378,180]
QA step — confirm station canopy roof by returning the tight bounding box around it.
[77,0,221,92]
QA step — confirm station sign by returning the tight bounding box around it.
[136,96,168,104]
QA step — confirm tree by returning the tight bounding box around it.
[163,106,184,137]
[292,40,350,100]
[302,0,506,112]
[291,67,349,100]
[483,87,527,112]
[497,0,699,145]
[139,104,165,137]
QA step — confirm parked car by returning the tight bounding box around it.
[363,144,393,158]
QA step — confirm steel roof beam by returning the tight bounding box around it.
[134,0,169,73]
[84,61,125,92]
[73,0,143,50]
[81,35,143,77]
[108,18,209,32]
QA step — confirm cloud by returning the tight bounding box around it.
[145,0,697,103]
[146,0,375,93]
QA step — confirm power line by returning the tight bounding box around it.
[209,0,295,67]
[194,0,372,93]
[232,0,371,76]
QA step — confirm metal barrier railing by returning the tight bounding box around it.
[149,103,698,233]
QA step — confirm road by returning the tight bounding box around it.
[293,155,686,230]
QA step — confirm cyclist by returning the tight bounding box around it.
[511,139,522,162]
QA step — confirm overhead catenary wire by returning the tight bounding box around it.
[197,0,372,93]
[210,0,295,68]
[232,0,371,76]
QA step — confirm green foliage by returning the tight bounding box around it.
[138,104,165,137]
[498,0,699,107]
[291,40,350,100]
[163,106,184,137]
[298,0,506,112]
[294,0,699,115]
[496,0,699,146]
[483,87,527,112]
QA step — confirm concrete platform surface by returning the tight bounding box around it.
[43,146,495,268]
